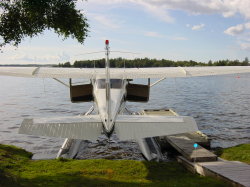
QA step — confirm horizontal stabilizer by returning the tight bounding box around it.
[19,115,103,141]
[115,115,198,140]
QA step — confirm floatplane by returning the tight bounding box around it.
[1,40,250,160]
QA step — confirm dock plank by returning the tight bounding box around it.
[178,156,250,187]
[166,135,217,162]
[199,161,250,187]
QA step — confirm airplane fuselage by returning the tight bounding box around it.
[92,78,128,135]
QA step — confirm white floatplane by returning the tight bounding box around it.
[0,40,250,160]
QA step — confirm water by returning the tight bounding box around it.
[0,74,250,159]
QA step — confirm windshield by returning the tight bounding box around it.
[97,79,123,89]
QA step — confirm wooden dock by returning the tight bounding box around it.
[165,135,217,162]
[178,156,250,187]
[141,109,250,187]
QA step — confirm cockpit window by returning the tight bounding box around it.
[97,79,123,89]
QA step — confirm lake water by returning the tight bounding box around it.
[0,74,250,159]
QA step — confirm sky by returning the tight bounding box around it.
[1,0,250,64]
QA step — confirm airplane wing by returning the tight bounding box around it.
[115,115,198,140]
[0,66,250,79]
[19,115,103,141]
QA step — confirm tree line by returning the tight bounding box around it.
[58,57,249,68]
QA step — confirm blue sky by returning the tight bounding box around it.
[1,0,250,64]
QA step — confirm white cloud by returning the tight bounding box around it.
[144,31,164,38]
[86,0,250,21]
[223,0,250,19]
[144,32,188,40]
[134,0,226,15]
[224,22,250,36]
[132,0,174,23]
[170,36,188,41]
[134,0,250,20]
[191,24,205,31]
[222,10,236,18]
[245,23,250,29]
[224,22,250,51]
[239,42,250,50]
[91,14,121,29]
[224,24,245,36]
[9,52,70,63]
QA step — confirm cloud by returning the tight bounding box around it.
[134,0,226,15]
[10,52,70,63]
[170,36,188,41]
[191,24,205,31]
[224,24,245,36]
[144,31,164,38]
[87,0,250,21]
[144,32,188,41]
[222,0,250,19]
[224,22,250,36]
[239,42,250,50]
[134,0,250,20]
[132,1,174,23]
[91,14,121,29]
[224,22,250,51]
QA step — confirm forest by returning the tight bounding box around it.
[58,57,249,68]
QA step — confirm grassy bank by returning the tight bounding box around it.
[216,143,250,164]
[0,144,226,187]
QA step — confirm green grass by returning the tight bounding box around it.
[216,143,250,164]
[0,144,226,187]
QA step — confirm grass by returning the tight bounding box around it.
[215,143,250,164]
[0,144,226,187]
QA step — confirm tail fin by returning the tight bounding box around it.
[19,115,103,141]
[115,115,198,140]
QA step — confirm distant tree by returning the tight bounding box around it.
[0,0,88,48]
[214,60,228,66]
[62,62,71,67]
[228,59,240,66]
[62,58,249,68]
[242,57,249,66]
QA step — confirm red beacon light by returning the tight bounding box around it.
[105,40,109,45]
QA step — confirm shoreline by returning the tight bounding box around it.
[0,143,231,187]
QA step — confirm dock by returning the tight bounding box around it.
[165,135,217,162]
[142,109,250,187]
[178,156,250,187]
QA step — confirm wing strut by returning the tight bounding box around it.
[53,78,70,88]
[150,77,167,87]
